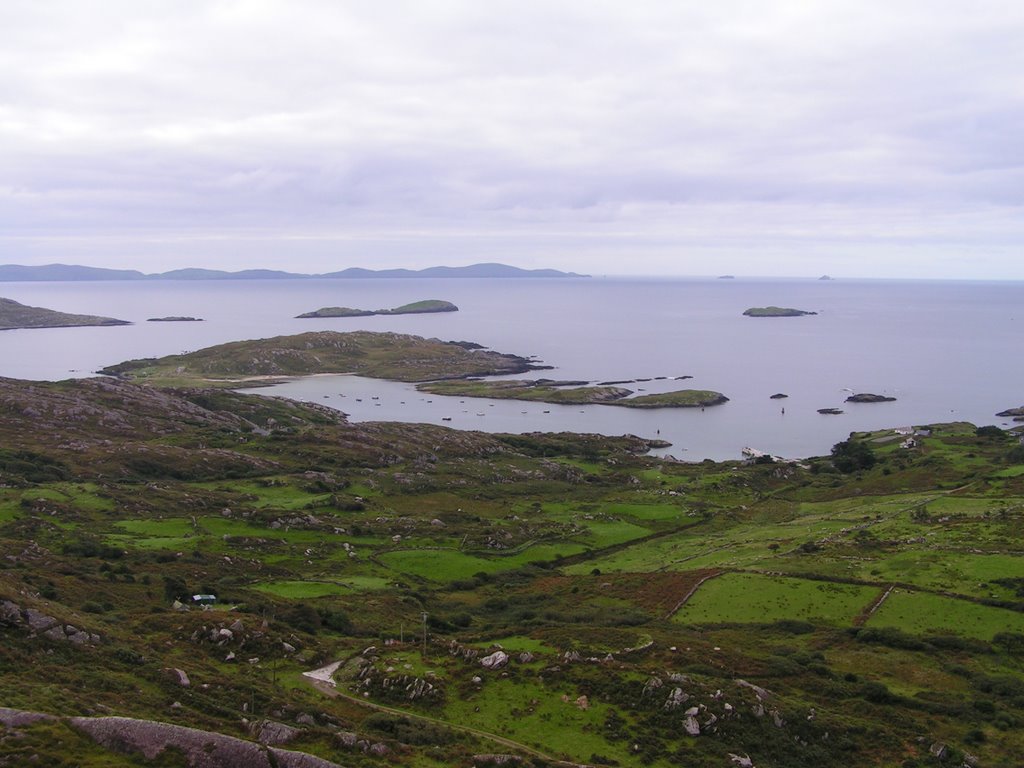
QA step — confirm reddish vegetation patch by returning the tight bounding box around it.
[527,570,721,615]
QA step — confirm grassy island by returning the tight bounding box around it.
[416,379,728,408]
[0,296,130,330]
[743,306,817,317]
[297,300,458,318]
[99,330,543,386]
[417,379,632,404]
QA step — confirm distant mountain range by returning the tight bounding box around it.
[0,262,587,282]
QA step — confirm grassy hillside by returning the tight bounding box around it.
[2,376,1024,767]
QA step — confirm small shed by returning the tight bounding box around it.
[192,594,217,606]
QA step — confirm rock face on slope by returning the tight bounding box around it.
[0,708,344,768]
[70,715,344,768]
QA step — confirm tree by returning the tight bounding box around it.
[831,439,876,473]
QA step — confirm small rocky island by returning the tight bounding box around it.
[297,300,457,319]
[996,406,1024,421]
[147,316,204,322]
[743,306,818,317]
[846,393,896,403]
[0,296,130,331]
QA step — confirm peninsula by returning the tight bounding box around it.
[743,306,818,317]
[296,300,457,318]
[0,296,130,330]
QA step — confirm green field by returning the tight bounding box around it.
[866,589,1024,640]
[674,572,878,626]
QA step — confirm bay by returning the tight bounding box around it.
[1,276,1021,461]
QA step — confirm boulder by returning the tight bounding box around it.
[480,651,509,670]
[254,720,300,745]
[683,715,700,736]
[24,609,58,632]
[0,600,23,626]
[664,688,688,710]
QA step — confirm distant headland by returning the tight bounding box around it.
[0,262,588,282]
[0,296,129,331]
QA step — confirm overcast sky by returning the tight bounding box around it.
[2,1,1022,278]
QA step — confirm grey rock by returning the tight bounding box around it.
[68,631,90,645]
[683,715,700,736]
[254,720,300,745]
[43,626,67,642]
[0,708,56,728]
[24,609,58,632]
[0,600,23,626]
[171,668,190,687]
[480,650,509,670]
[295,713,315,726]
[335,731,357,747]
[729,754,754,768]
[664,687,688,710]
[282,642,297,654]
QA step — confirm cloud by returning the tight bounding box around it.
[0,0,1022,276]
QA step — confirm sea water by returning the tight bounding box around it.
[1,276,1021,461]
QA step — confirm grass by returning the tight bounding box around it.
[674,572,878,626]
[252,578,390,598]
[867,589,1024,640]
[380,543,587,582]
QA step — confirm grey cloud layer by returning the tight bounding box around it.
[1,0,1022,277]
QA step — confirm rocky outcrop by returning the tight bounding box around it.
[0,599,100,646]
[817,408,844,415]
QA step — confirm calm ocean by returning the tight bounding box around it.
[2,277,1022,461]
